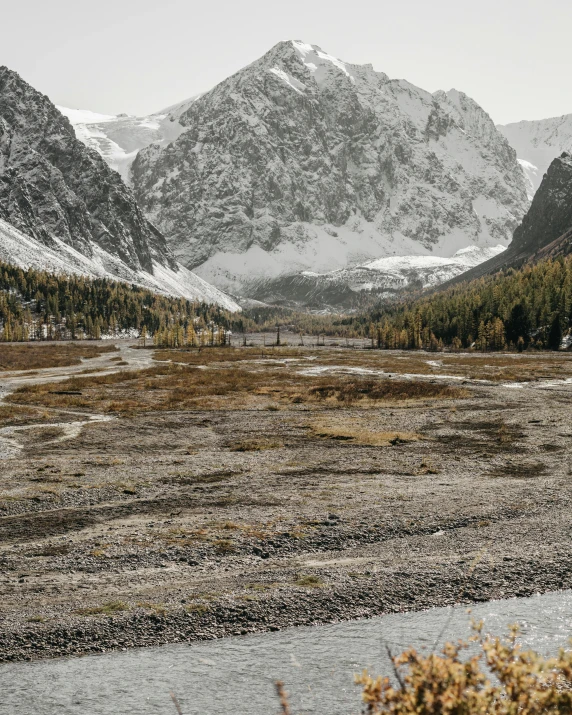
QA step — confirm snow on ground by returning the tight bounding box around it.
[57,107,117,125]
[518,159,539,201]
[290,244,507,296]
[0,218,240,311]
[360,244,506,276]
[193,209,508,295]
[269,68,305,94]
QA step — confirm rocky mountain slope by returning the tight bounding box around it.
[499,114,572,198]
[128,41,529,302]
[0,67,238,310]
[0,217,238,310]
[443,152,572,286]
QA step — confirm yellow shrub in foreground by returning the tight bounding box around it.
[356,622,572,715]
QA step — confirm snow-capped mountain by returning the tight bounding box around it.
[56,99,198,184]
[127,41,529,302]
[247,245,506,310]
[498,114,572,198]
[0,66,238,311]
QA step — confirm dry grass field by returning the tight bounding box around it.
[7,349,467,414]
[0,343,117,371]
[0,342,571,661]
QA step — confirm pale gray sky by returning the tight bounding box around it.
[3,0,571,124]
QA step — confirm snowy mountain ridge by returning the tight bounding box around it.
[56,99,199,184]
[127,40,529,305]
[246,244,506,310]
[0,217,240,311]
[498,114,572,197]
[0,66,238,311]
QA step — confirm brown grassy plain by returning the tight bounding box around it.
[0,343,117,371]
[0,344,571,662]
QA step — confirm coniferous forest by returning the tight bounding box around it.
[354,255,572,351]
[0,262,233,342]
[0,256,570,350]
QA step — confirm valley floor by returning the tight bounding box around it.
[0,341,571,661]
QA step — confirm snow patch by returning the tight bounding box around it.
[269,68,305,94]
[518,159,539,200]
[292,41,356,83]
[57,106,117,125]
[0,218,240,311]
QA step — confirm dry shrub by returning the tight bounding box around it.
[310,420,423,447]
[294,574,324,588]
[26,615,46,623]
[214,538,235,554]
[308,379,467,404]
[418,460,440,475]
[136,601,167,616]
[75,600,127,616]
[356,622,572,714]
[186,603,210,614]
[0,404,46,429]
[19,426,64,446]
[0,343,117,371]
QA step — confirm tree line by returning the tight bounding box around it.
[1,255,571,351]
[0,263,235,342]
[357,256,572,351]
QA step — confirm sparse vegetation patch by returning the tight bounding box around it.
[0,343,117,371]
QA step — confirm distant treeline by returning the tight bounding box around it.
[1,256,571,351]
[351,256,572,351]
[0,263,234,341]
[230,258,572,351]
[0,262,361,343]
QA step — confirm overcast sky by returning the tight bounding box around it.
[3,0,571,124]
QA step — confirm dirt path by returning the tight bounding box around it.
[0,342,154,459]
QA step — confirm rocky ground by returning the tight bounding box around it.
[0,341,571,662]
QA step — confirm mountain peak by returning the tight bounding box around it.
[290,40,356,82]
[127,42,529,305]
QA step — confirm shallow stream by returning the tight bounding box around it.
[1,590,571,714]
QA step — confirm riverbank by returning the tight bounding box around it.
[2,591,572,715]
[2,562,571,662]
[1,346,572,662]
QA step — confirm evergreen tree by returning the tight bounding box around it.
[548,313,563,351]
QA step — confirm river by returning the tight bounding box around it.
[1,590,571,714]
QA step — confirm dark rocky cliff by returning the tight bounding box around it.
[444,152,572,285]
[0,66,176,273]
